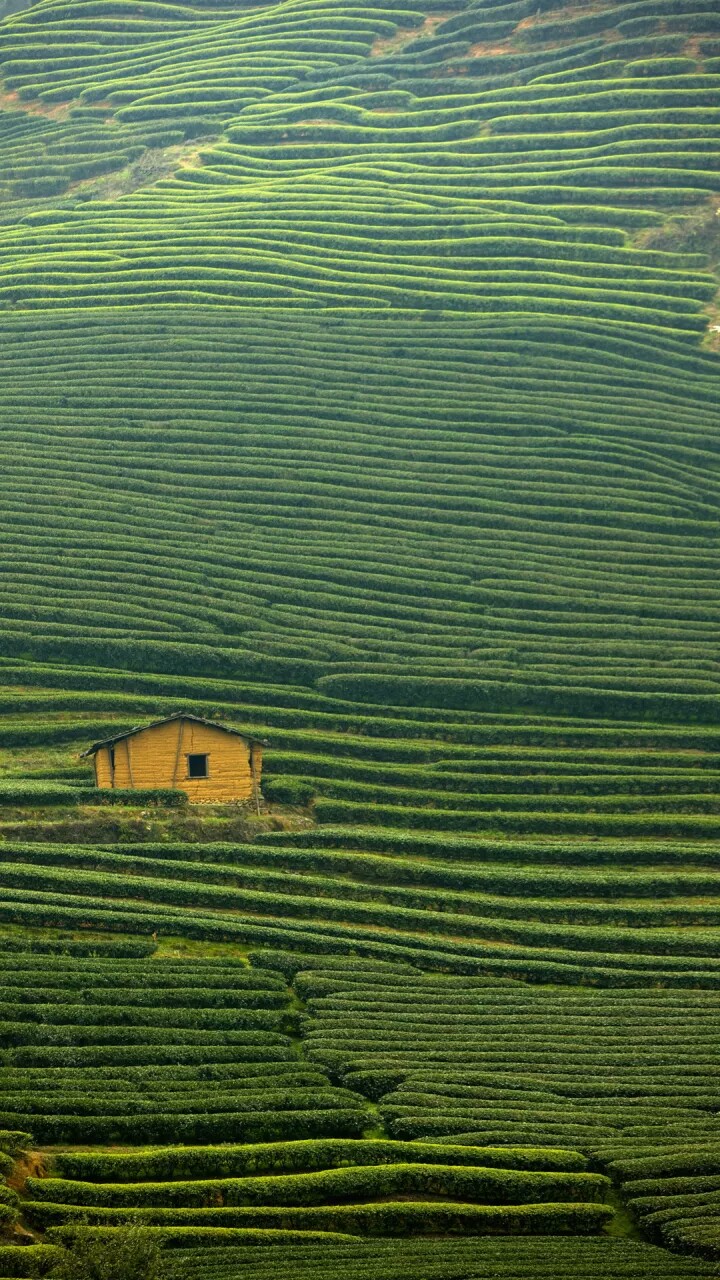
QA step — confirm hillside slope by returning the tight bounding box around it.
[0,0,718,706]
[1,0,720,1276]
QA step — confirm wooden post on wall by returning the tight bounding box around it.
[172,719,185,789]
[251,746,261,816]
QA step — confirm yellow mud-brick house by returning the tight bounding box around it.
[82,713,267,804]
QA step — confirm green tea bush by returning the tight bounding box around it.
[51,1139,588,1182]
[0,1244,64,1277]
[299,968,720,1155]
[158,1236,720,1278]
[37,1200,614,1236]
[0,1107,368,1145]
[28,1164,608,1209]
[0,783,186,808]
[0,9,719,1261]
[0,950,369,1144]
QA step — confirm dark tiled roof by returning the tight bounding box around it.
[81,712,268,757]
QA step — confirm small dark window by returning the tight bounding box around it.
[109,748,115,768]
[187,753,209,779]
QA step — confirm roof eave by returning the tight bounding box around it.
[80,713,269,756]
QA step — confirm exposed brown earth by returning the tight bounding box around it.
[0,86,71,118]
[515,0,616,31]
[371,13,456,57]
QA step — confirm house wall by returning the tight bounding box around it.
[95,719,257,802]
[95,747,113,788]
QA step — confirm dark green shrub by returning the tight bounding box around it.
[45,1219,162,1280]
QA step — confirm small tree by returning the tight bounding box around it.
[48,1221,163,1280]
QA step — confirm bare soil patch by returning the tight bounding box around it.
[0,87,71,119]
[371,13,455,57]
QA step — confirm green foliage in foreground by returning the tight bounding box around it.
[46,1220,162,1280]
[0,1244,64,1277]
[3,1237,718,1280]
[0,784,186,808]
[161,1236,720,1278]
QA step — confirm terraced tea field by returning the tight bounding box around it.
[1,0,720,1275]
[3,312,720,706]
